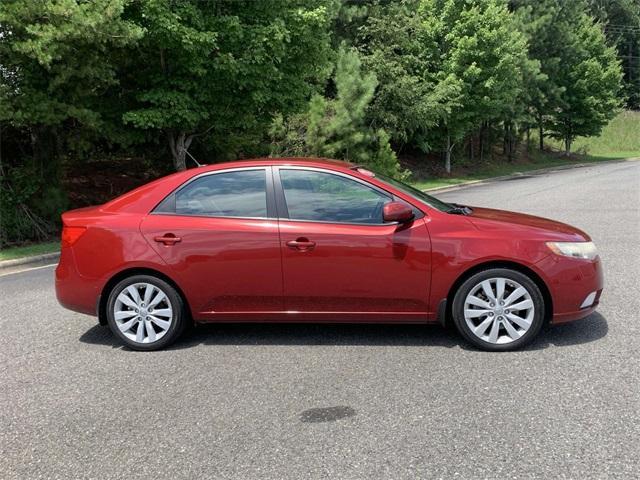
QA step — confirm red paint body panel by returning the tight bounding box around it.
[139,215,283,317]
[55,157,604,327]
[278,218,431,316]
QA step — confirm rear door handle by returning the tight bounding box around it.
[154,234,181,246]
[286,238,316,251]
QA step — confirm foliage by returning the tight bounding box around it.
[270,47,408,178]
[0,165,67,246]
[356,0,443,144]
[542,7,622,152]
[588,0,640,109]
[0,0,142,130]
[121,0,338,170]
[514,0,623,153]
[542,109,640,158]
[0,0,630,245]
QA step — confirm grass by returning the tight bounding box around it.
[411,110,640,191]
[539,110,640,159]
[0,241,60,261]
[410,151,635,191]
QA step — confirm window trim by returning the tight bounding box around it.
[151,166,277,220]
[273,166,419,226]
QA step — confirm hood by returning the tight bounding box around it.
[466,207,591,241]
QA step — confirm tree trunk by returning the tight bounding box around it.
[565,136,571,156]
[488,121,494,161]
[503,122,508,155]
[538,114,544,151]
[479,123,485,163]
[526,125,530,154]
[168,131,194,171]
[31,125,59,180]
[445,134,451,174]
[507,123,515,163]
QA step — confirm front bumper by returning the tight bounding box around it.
[535,254,604,324]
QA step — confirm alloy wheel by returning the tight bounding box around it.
[113,282,173,344]
[463,277,535,345]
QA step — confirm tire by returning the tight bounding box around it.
[452,268,545,351]
[106,274,186,351]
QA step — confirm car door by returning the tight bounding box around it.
[140,167,283,319]
[274,167,431,320]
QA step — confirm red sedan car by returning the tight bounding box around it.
[56,158,603,351]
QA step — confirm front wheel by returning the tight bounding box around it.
[106,275,186,351]
[452,268,545,351]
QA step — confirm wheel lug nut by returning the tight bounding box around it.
[489,312,494,316]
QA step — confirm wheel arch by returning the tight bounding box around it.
[98,267,193,326]
[443,260,553,326]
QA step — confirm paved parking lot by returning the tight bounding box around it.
[1,160,639,479]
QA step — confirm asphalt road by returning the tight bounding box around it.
[2,160,639,479]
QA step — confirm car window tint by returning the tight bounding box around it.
[280,169,390,224]
[175,170,267,218]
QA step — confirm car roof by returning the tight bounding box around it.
[195,157,355,173]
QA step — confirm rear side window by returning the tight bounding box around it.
[172,169,268,218]
[279,169,390,224]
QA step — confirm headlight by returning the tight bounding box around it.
[546,241,598,260]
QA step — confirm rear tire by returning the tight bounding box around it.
[452,268,545,351]
[106,275,186,351]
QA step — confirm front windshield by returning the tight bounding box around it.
[374,173,455,213]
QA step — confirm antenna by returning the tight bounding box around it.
[184,148,203,167]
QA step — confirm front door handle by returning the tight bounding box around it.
[286,238,316,251]
[154,234,182,246]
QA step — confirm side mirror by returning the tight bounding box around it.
[383,201,414,223]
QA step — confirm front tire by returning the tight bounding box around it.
[106,275,186,351]
[452,268,545,351]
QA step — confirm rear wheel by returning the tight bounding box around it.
[452,268,545,351]
[106,275,186,351]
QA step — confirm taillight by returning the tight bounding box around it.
[61,226,87,248]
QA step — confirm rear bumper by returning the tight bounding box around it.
[535,255,604,324]
[55,247,101,316]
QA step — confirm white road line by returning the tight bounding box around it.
[0,263,57,278]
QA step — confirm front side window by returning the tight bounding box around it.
[280,169,390,224]
[174,169,267,218]
[372,171,455,213]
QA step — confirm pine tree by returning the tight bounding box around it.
[270,47,408,178]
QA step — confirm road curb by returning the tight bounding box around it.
[424,157,639,193]
[0,252,60,271]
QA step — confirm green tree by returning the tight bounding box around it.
[270,47,407,178]
[545,11,623,153]
[0,0,142,168]
[419,0,529,172]
[0,0,142,245]
[589,0,640,109]
[122,0,337,170]
[512,0,567,150]
[514,0,623,153]
[356,0,447,146]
